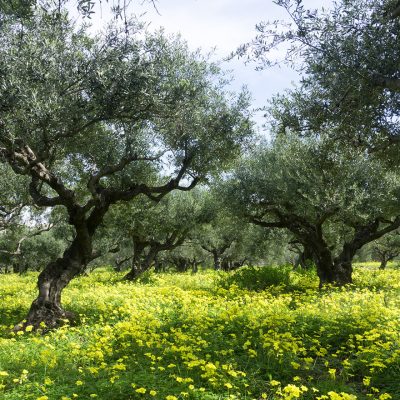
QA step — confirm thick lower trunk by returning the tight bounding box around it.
[310,241,352,287]
[15,199,105,331]
[124,244,158,280]
[213,252,221,271]
[315,251,353,288]
[123,241,146,281]
[379,258,388,270]
[378,253,396,269]
[191,261,199,273]
[332,259,353,285]
[314,250,335,288]
[296,228,353,288]
[18,240,88,331]
[142,246,158,272]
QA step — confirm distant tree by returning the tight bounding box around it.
[0,8,252,329]
[0,164,29,234]
[0,163,36,273]
[104,190,204,280]
[162,241,207,273]
[223,134,400,287]
[191,191,246,270]
[239,0,400,156]
[0,164,65,275]
[0,224,57,273]
[371,230,400,269]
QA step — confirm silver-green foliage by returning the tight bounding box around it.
[240,0,400,153]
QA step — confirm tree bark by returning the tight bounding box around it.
[331,259,353,285]
[191,260,199,273]
[15,204,108,331]
[142,246,158,272]
[379,258,388,270]
[19,237,90,331]
[312,246,336,288]
[124,243,160,280]
[213,251,221,270]
[123,240,146,281]
[298,226,352,287]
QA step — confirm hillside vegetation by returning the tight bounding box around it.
[0,265,399,400]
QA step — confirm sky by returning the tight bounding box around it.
[79,0,333,131]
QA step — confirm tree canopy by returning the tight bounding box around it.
[3,0,400,334]
[238,0,400,155]
[0,6,252,329]
[222,133,400,285]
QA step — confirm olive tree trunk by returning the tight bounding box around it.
[304,235,353,288]
[213,251,221,270]
[123,240,147,281]
[21,238,91,330]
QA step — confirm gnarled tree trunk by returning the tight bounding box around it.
[15,203,107,331]
[302,229,353,288]
[377,252,397,270]
[123,240,146,281]
[19,237,91,331]
[308,243,353,288]
[312,246,337,288]
[379,258,388,270]
[213,251,221,270]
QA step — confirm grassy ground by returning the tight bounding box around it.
[0,264,399,400]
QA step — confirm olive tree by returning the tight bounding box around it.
[0,8,252,329]
[0,163,35,272]
[371,230,400,269]
[190,190,246,270]
[0,0,156,19]
[103,190,205,280]
[163,242,208,273]
[239,0,400,155]
[223,134,400,286]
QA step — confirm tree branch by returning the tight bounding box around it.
[0,223,53,257]
[2,142,77,209]
[105,154,199,204]
[249,216,287,229]
[29,177,64,207]
[87,151,166,196]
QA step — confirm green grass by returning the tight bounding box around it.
[0,265,399,400]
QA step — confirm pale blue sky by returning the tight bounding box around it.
[79,0,333,131]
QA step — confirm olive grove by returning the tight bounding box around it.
[0,5,252,329]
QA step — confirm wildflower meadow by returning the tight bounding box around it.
[0,264,399,400]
